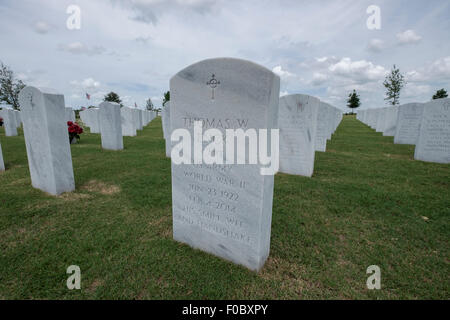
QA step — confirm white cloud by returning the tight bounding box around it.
[0,1,448,110]
[406,56,450,82]
[135,35,152,44]
[311,72,328,86]
[396,30,422,45]
[58,42,106,56]
[328,58,387,82]
[33,21,51,34]
[428,56,450,78]
[114,0,219,24]
[367,39,384,53]
[70,78,101,92]
[15,69,49,87]
[272,66,295,78]
[313,56,339,67]
[404,83,431,98]
[82,78,101,90]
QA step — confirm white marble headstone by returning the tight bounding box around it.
[99,101,123,150]
[132,109,142,131]
[279,94,319,177]
[121,107,137,137]
[161,102,171,157]
[375,108,387,133]
[14,110,21,128]
[170,58,280,271]
[0,107,18,136]
[65,107,75,123]
[18,86,75,195]
[414,98,450,164]
[88,108,100,133]
[0,142,4,171]
[369,109,378,129]
[394,103,424,145]
[79,109,89,126]
[315,102,329,152]
[137,109,143,130]
[383,106,399,136]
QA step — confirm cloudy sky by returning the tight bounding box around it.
[1,0,449,111]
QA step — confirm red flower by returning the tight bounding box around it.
[67,121,83,143]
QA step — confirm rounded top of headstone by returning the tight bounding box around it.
[19,86,62,112]
[172,57,278,79]
[170,57,280,106]
[319,101,333,108]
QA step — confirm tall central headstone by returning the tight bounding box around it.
[170,58,280,271]
[278,94,319,177]
[18,86,75,195]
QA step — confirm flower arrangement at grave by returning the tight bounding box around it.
[67,121,83,144]
[0,117,3,127]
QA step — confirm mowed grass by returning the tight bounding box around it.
[0,115,448,299]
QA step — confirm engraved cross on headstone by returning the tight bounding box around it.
[28,93,35,109]
[206,74,220,100]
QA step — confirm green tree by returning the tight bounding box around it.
[0,61,26,110]
[104,92,122,106]
[162,91,170,106]
[346,90,361,114]
[432,88,448,100]
[383,64,406,106]
[146,98,154,110]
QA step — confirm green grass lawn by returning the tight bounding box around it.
[0,115,448,299]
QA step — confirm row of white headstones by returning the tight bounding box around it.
[356,99,450,164]
[1,58,344,272]
[0,91,157,195]
[79,106,157,138]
